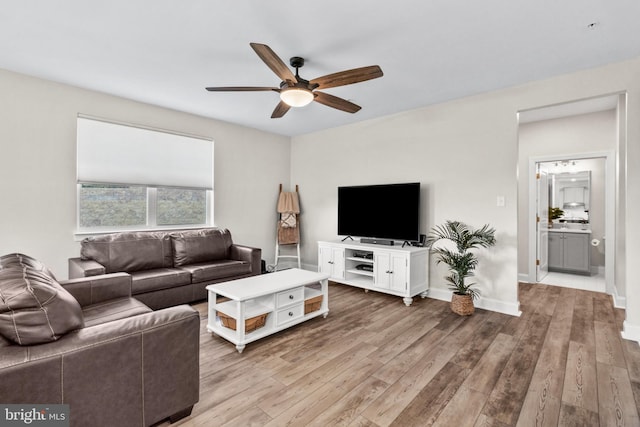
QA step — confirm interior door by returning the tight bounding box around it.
[536,167,549,281]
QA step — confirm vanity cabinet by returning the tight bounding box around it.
[548,231,591,275]
[318,240,429,306]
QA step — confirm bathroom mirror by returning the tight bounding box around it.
[550,171,590,221]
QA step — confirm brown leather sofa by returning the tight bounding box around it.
[0,253,200,427]
[69,227,261,310]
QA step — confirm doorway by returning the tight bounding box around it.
[533,156,608,293]
[518,94,621,300]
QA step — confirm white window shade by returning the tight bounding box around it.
[77,117,213,189]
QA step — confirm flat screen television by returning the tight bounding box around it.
[337,182,420,242]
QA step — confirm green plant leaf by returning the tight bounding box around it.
[426,220,495,301]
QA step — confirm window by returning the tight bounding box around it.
[76,117,213,232]
[79,184,146,228]
[156,187,207,226]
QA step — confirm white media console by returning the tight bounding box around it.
[318,240,429,306]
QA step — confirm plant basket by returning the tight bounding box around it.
[217,311,268,333]
[451,293,474,316]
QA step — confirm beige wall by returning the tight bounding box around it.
[0,68,291,279]
[291,91,521,315]
[291,57,640,329]
[2,55,640,338]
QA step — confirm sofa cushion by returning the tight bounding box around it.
[81,231,173,273]
[0,264,84,345]
[82,297,152,328]
[130,268,191,295]
[170,228,234,267]
[178,260,251,283]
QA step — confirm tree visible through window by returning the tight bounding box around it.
[157,187,207,226]
[79,184,146,228]
[78,184,210,230]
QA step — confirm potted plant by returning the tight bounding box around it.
[425,220,496,315]
[548,207,564,227]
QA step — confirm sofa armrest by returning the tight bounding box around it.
[68,257,106,278]
[59,273,132,307]
[229,244,262,275]
[0,305,200,426]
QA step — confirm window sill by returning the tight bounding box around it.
[74,225,216,241]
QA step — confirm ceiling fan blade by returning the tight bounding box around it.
[271,101,291,118]
[250,42,297,84]
[205,86,279,92]
[313,91,361,113]
[310,65,383,90]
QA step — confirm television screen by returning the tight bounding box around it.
[337,182,420,242]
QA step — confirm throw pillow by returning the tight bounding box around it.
[0,253,58,280]
[0,261,84,345]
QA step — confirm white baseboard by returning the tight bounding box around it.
[621,321,640,344]
[425,287,452,303]
[476,296,522,317]
[518,273,531,283]
[612,285,626,309]
[425,287,521,317]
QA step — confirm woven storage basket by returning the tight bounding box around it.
[218,311,268,332]
[451,293,474,316]
[304,295,323,314]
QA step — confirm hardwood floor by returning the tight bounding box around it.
[160,282,640,427]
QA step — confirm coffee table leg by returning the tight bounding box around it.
[236,344,246,354]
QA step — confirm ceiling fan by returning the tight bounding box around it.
[205,42,383,118]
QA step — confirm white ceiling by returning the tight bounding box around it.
[1,1,639,136]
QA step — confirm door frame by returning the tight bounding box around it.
[527,151,615,295]
[536,167,549,282]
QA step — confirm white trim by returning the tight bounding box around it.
[518,273,531,283]
[612,285,626,309]
[422,287,522,317]
[425,287,452,303]
[476,296,522,317]
[74,224,217,241]
[621,321,640,344]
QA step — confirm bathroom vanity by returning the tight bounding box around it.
[548,228,591,275]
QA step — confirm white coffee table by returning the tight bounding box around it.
[206,268,330,353]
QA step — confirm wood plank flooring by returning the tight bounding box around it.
[158,282,640,427]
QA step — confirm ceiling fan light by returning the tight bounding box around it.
[280,88,314,107]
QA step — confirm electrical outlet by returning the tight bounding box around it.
[497,196,505,207]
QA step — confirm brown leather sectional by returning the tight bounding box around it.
[0,253,200,426]
[69,227,262,309]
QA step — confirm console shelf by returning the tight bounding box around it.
[318,240,429,306]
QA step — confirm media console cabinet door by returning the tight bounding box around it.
[319,245,345,279]
[373,252,407,291]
